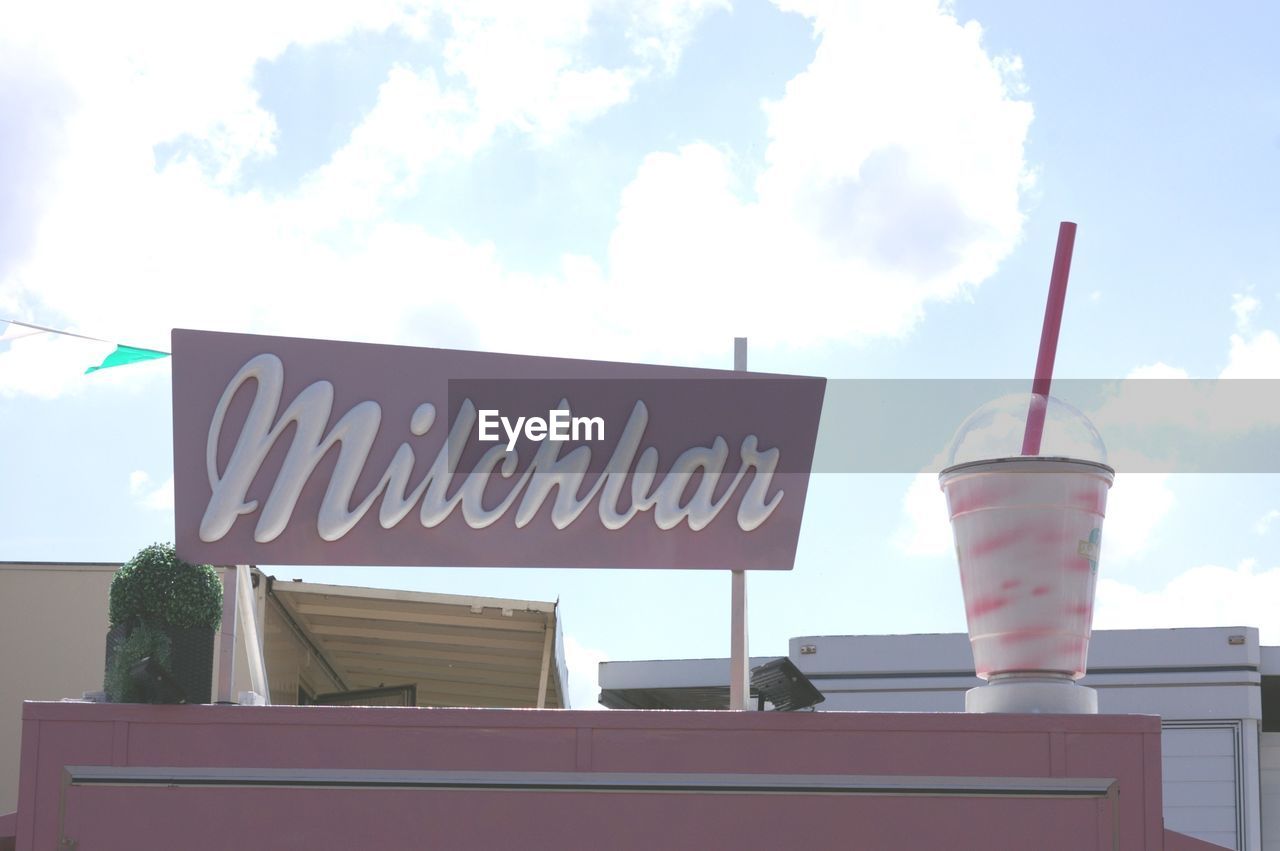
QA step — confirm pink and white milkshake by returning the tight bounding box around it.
[944,221,1105,712]
[940,456,1113,712]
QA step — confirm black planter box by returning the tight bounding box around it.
[162,624,215,704]
[104,622,215,704]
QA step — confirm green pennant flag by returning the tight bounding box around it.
[85,345,170,374]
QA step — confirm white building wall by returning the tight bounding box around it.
[783,628,1267,851]
[1162,723,1245,850]
[1260,733,1280,851]
[1246,720,1265,851]
[601,626,1278,851]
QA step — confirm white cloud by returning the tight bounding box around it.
[1083,363,1191,447]
[296,67,486,226]
[1095,559,1280,643]
[1125,362,1189,380]
[1257,510,1280,536]
[128,470,174,511]
[300,0,718,227]
[439,2,638,140]
[897,473,952,557]
[1232,291,1260,331]
[1,0,1033,396]
[1221,328,1280,379]
[562,632,608,709]
[600,0,1034,354]
[1101,474,1174,563]
[1,2,422,184]
[1082,314,1280,466]
[0,333,115,399]
[0,1,726,396]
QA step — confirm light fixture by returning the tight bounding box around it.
[750,658,824,711]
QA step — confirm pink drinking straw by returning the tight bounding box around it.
[1020,221,1078,455]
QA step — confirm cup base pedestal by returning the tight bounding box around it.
[965,675,1097,714]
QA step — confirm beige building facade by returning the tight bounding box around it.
[0,563,116,813]
[0,561,567,815]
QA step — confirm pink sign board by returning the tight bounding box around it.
[172,330,825,570]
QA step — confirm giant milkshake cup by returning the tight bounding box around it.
[940,452,1113,713]
[943,220,1113,712]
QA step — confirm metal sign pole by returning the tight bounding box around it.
[729,337,750,710]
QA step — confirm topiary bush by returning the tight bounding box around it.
[109,542,222,630]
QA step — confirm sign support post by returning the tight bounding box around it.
[235,564,271,705]
[729,337,750,711]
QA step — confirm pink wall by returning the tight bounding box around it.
[16,702,1185,850]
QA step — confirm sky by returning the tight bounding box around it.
[1,0,1278,709]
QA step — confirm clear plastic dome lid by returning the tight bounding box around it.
[945,393,1107,468]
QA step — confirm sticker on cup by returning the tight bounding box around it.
[1077,529,1101,574]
